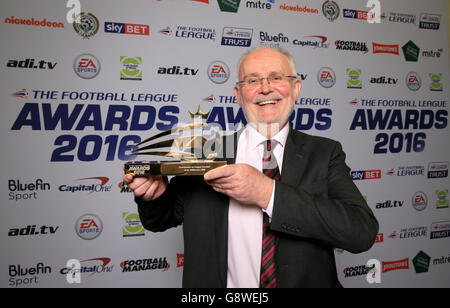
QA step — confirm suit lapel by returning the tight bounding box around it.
[214,129,242,287]
[280,128,307,187]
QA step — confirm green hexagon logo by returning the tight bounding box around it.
[413,250,430,274]
[217,0,241,13]
[402,40,420,62]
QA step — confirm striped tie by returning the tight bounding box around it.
[260,140,279,288]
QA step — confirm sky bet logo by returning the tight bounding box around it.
[105,22,149,36]
[351,169,382,180]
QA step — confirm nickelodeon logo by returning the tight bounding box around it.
[4,16,64,29]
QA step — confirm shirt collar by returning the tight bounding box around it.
[243,123,290,151]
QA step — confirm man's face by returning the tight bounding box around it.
[234,49,301,131]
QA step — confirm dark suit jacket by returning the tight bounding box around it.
[136,127,379,288]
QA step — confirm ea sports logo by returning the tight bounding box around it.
[207,61,230,84]
[412,191,428,211]
[317,67,336,88]
[75,213,103,240]
[406,72,421,91]
[73,54,100,79]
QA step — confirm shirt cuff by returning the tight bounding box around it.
[262,180,275,220]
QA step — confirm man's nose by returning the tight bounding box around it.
[259,78,272,93]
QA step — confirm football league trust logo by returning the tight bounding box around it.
[221,27,253,47]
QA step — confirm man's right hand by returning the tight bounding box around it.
[123,174,167,201]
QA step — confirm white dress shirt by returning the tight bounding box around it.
[226,124,289,288]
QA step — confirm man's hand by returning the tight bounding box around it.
[204,164,274,210]
[123,174,167,202]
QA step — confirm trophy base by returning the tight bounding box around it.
[124,160,227,176]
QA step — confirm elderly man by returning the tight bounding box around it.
[123,47,378,288]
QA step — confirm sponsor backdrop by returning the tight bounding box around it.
[1,0,449,288]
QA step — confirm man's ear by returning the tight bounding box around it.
[294,79,301,101]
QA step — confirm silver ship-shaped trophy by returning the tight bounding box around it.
[124,106,227,176]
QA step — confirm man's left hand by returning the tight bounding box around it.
[204,164,274,210]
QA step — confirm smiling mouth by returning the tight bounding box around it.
[256,100,279,106]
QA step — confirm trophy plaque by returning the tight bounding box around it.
[124,107,227,176]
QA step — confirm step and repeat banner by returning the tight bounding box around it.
[1,0,449,288]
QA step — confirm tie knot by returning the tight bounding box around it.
[264,140,277,152]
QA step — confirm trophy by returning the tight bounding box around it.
[124,106,227,176]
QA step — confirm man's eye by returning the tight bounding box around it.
[247,78,258,85]
[271,76,283,81]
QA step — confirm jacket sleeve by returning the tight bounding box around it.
[135,176,189,232]
[270,140,379,253]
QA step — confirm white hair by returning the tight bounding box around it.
[235,47,298,84]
